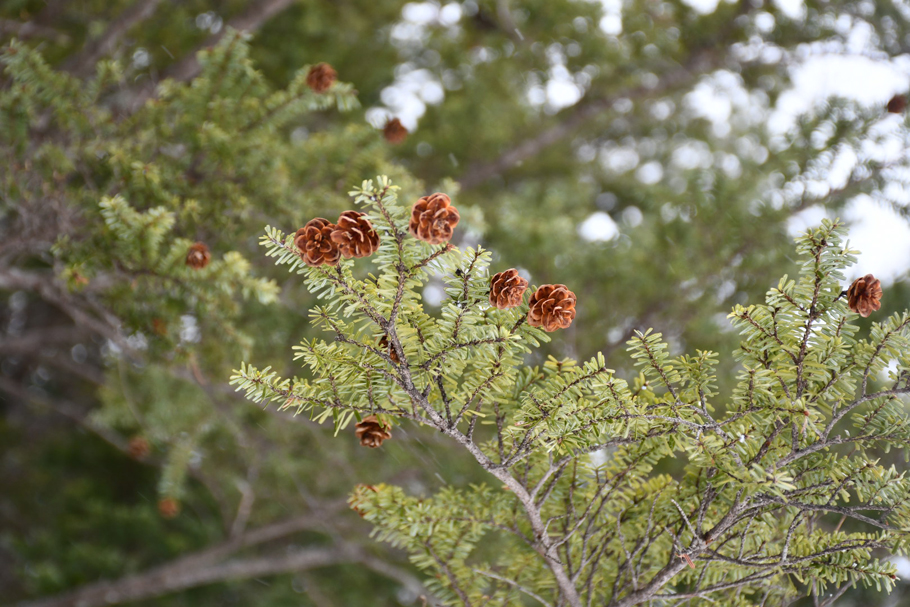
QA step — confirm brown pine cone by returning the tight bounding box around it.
[355,415,391,448]
[847,274,882,317]
[489,269,529,310]
[186,242,211,269]
[378,335,400,363]
[527,284,577,332]
[151,317,167,336]
[888,94,907,114]
[294,218,341,267]
[331,211,380,259]
[158,497,180,519]
[306,63,337,93]
[383,118,408,144]
[128,436,151,460]
[409,193,460,245]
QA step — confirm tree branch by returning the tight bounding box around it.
[14,547,353,607]
[10,501,391,607]
[457,50,718,189]
[63,0,165,77]
[127,0,297,110]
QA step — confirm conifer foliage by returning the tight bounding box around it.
[0,33,425,605]
[235,188,910,606]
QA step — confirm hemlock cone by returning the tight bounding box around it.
[887,94,908,114]
[305,62,337,93]
[236,181,910,607]
[489,268,529,310]
[185,242,211,269]
[354,415,392,448]
[383,118,408,144]
[295,218,342,267]
[847,273,883,318]
[157,498,180,519]
[332,211,381,259]
[527,283,578,331]
[409,192,460,244]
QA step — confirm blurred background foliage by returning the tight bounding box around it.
[1,0,910,605]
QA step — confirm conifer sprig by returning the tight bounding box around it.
[238,188,910,606]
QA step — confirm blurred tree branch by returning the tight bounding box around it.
[458,50,718,189]
[0,19,67,41]
[9,517,434,607]
[63,0,165,77]
[127,0,298,110]
[458,0,754,189]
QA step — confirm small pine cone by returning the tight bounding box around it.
[489,269,529,310]
[158,497,180,519]
[383,118,408,144]
[527,284,577,332]
[294,218,341,267]
[409,193,460,245]
[151,317,167,336]
[378,335,400,363]
[331,211,380,259]
[847,274,882,317]
[186,242,211,269]
[355,415,391,448]
[128,436,150,460]
[306,63,337,93]
[887,94,907,114]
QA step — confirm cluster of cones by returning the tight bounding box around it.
[294,211,381,267]
[293,192,461,267]
[489,269,577,333]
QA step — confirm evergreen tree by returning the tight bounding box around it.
[2,0,910,605]
[0,31,435,607]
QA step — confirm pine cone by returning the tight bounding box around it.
[383,118,408,144]
[294,218,341,267]
[331,211,380,259]
[128,436,150,460]
[847,274,882,317]
[186,242,211,269]
[151,318,167,336]
[378,335,400,363]
[355,415,391,448]
[158,497,180,519]
[888,94,907,114]
[306,63,337,93]
[527,284,577,332]
[489,269,529,310]
[409,193,460,245]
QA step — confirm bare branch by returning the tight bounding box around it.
[10,500,364,607]
[14,546,353,607]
